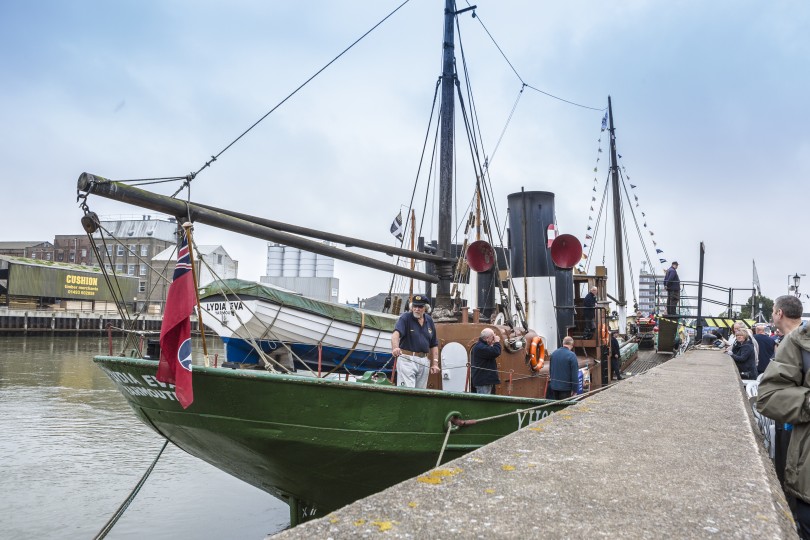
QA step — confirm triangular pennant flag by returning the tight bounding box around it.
[659,258,667,264]
[598,148,603,153]
[643,222,647,227]
[596,158,600,162]
[591,196,596,202]
[618,154,622,159]
[587,226,592,231]
[630,184,637,189]
[653,240,657,246]
[589,216,593,221]
[593,167,598,173]
[590,206,594,211]
[593,186,597,192]
[582,253,588,260]
[642,212,646,217]
[635,203,639,207]
[649,231,655,236]
[583,243,588,248]
[585,234,592,240]
[634,195,638,201]
[656,248,663,254]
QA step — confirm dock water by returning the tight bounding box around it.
[276,349,795,538]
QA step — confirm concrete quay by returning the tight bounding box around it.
[275,349,796,539]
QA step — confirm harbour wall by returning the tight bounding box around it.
[276,349,796,538]
[0,307,174,334]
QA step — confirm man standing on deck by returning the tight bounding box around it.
[546,336,579,400]
[391,295,440,388]
[756,295,810,538]
[582,286,598,339]
[470,328,501,394]
[610,330,624,380]
[664,261,680,315]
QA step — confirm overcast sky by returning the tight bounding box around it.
[1,0,808,314]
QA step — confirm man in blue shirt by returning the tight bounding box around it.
[391,294,440,388]
[546,336,579,400]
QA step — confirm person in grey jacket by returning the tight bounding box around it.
[756,295,810,538]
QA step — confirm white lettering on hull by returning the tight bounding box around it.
[100,366,178,401]
[516,409,551,429]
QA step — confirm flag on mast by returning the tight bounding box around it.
[753,259,761,296]
[389,211,404,241]
[156,232,195,409]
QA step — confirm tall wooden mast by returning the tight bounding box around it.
[435,0,457,312]
[608,95,627,330]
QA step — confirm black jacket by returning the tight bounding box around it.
[729,340,757,379]
[470,338,501,387]
[583,292,597,320]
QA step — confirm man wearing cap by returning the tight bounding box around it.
[664,261,680,315]
[391,294,440,388]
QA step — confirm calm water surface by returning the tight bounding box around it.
[0,335,289,539]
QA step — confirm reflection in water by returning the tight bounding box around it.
[0,336,288,539]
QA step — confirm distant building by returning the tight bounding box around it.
[93,217,180,311]
[151,244,239,314]
[0,254,137,311]
[638,261,664,316]
[52,234,96,265]
[0,241,53,259]
[261,242,339,303]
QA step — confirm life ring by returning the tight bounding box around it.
[529,336,545,371]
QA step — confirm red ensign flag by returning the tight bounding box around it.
[156,233,195,408]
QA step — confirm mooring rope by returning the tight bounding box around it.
[93,439,169,540]
[432,382,619,466]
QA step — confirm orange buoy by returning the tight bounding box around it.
[529,336,545,371]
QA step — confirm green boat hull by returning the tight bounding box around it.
[94,356,571,515]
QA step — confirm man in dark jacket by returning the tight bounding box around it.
[753,324,776,375]
[727,330,757,380]
[610,330,623,380]
[470,328,501,394]
[663,262,680,315]
[582,286,597,339]
[546,336,579,400]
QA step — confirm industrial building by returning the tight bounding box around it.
[260,242,339,303]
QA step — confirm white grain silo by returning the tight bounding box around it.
[299,250,316,277]
[266,243,284,277]
[282,247,300,277]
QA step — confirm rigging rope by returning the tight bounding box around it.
[462,2,603,112]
